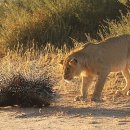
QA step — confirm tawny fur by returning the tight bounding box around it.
[62,34,130,102]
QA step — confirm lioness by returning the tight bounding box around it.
[61,34,130,102]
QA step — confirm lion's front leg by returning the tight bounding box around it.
[92,70,109,102]
[74,76,93,102]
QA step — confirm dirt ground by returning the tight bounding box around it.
[0,91,130,130]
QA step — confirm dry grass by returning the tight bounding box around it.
[0,0,129,50]
[98,12,130,39]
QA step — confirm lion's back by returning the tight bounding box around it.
[64,34,130,75]
[81,34,130,71]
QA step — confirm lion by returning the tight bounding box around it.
[60,34,130,102]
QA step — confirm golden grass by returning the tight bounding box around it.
[0,0,129,50]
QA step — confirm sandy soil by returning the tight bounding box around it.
[0,91,130,130]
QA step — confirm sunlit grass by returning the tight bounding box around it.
[0,0,128,50]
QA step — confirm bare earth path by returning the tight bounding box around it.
[0,92,130,130]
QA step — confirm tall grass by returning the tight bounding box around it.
[0,0,128,50]
[98,12,130,40]
[107,12,130,36]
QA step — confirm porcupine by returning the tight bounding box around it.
[0,74,55,107]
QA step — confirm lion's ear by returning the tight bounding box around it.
[69,58,78,66]
[59,59,64,65]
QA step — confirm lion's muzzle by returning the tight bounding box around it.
[63,74,73,81]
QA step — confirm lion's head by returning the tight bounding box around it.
[60,57,82,81]
[60,44,93,81]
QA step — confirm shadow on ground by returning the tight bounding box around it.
[0,102,130,119]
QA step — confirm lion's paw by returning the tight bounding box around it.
[91,97,103,103]
[74,96,87,102]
